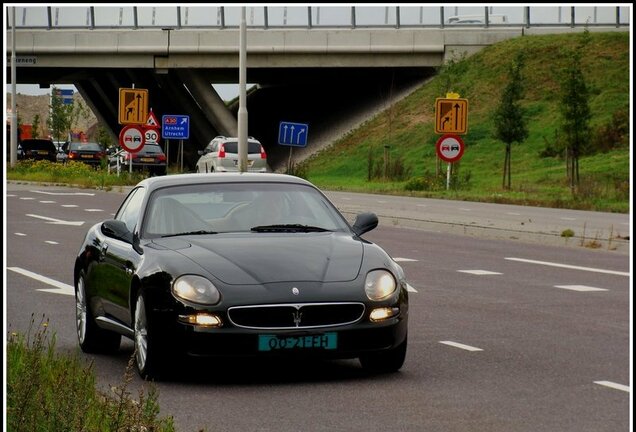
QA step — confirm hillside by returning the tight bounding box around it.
[300,31,630,213]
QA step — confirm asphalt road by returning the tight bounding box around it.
[4,181,631,432]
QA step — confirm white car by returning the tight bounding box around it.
[195,136,268,173]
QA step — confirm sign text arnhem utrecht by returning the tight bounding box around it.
[162,126,188,138]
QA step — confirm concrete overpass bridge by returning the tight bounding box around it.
[6,5,629,170]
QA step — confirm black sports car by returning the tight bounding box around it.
[74,173,409,379]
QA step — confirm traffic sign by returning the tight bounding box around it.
[162,115,190,139]
[435,134,465,163]
[119,88,149,125]
[144,127,160,145]
[119,124,146,153]
[145,110,160,128]
[435,97,468,134]
[278,121,308,147]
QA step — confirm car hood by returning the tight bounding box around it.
[151,232,363,285]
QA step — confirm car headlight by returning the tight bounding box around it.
[364,270,397,301]
[172,275,221,305]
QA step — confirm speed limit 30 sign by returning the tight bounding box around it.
[144,128,160,145]
[436,134,465,163]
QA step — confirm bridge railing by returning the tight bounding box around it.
[5,5,630,30]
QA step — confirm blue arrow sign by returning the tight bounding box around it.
[162,115,190,139]
[278,121,308,147]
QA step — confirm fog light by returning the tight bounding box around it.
[369,307,399,322]
[179,313,222,327]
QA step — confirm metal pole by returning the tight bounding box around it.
[446,163,451,190]
[238,7,248,172]
[10,7,17,167]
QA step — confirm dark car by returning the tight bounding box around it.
[74,173,409,380]
[65,142,106,166]
[17,139,57,162]
[110,143,167,175]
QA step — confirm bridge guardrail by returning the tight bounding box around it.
[5,6,630,30]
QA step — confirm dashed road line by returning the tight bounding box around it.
[439,341,483,352]
[394,257,418,262]
[44,241,59,245]
[26,213,85,226]
[458,270,502,275]
[84,208,103,212]
[593,381,630,393]
[15,233,26,236]
[505,257,629,277]
[32,190,95,196]
[554,285,608,292]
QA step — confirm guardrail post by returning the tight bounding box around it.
[46,6,52,29]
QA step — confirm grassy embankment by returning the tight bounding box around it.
[298,31,630,213]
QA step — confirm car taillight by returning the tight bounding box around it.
[218,144,226,158]
[157,154,166,162]
[96,152,104,159]
[260,145,267,159]
[68,151,78,159]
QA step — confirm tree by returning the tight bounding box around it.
[32,114,41,139]
[493,51,528,190]
[559,30,592,189]
[47,87,73,142]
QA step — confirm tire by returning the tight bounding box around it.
[134,290,170,380]
[359,335,407,373]
[75,271,121,353]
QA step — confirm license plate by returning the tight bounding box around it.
[258,333,337,352]
[140,158,154,162]
[38,150,49,155]
[81,154,93,158]
[233,160,254,167]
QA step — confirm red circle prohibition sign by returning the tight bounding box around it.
[436,134,465,163]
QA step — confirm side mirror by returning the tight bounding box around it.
[352,212,378,236]
[101,219,133,244]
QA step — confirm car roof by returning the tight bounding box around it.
[137,173,313,193]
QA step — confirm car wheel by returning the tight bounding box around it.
[75,270,121,353]
[134,291,168,380]
[359,335,407,373]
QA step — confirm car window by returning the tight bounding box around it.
[221,141,262,154]
[142,145,163,154]
[20,139,55,151]
[142,183,349,238]
[115,187,146,233]
[70,142,102,151]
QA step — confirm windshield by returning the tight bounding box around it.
[142,182,350,238]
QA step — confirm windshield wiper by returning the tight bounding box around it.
[250,224,331,233]
[161,230,218,238]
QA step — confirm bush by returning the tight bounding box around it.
[7,314,175,432]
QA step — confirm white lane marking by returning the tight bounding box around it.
[505,257,629,277]
[458,270,502,275]
[39,200,56,204]
[32,190,95,196]
[406,284,417,293]
[555,285,608,292]
[416,204,427,207]
[440,341,483,352]
[7,194,16,197]
[377,200,387,203]
[26,213,85,226]
[340,197,352,200]
[394,257,418,262]
[593,381,630,392]
[84,209,103,212]
[8,267,74,296]
[20,197,35,200]
[61,204,78,208]
[506,212,521,216]
[44,241,59,245]
[560,217,577,221]
[459,208,472,211]
[15,233,27,236]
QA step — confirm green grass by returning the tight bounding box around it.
[7,314,175,431]
[299,32,630,213]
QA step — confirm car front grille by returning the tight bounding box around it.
[228,302,365,330]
